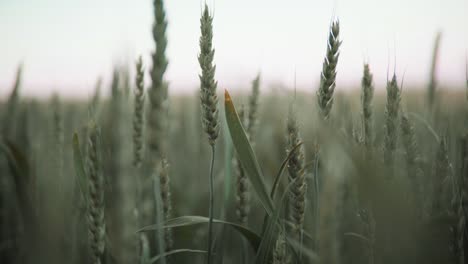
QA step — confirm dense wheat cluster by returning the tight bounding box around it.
[1,1,468,264]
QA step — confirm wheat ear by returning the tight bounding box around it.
[317,20,341,121]
[383,75,401,168]
[286,104,306,238]
[86,123,106,264]
[361,64,374,148]
[133,56,145,168]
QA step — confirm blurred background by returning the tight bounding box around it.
[1,0,467,98]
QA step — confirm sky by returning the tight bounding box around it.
[0,0,467,98]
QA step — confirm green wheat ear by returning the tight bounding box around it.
[86,123,106,264]
[286,103,306,238]
[148,0,170,159]
[133,56,145,168]
[361,63,374,148]
[247,73,261,142]
[317,20,342,121]
[199,4,219,146]
[234,105,250,225]
[383,74,401,167]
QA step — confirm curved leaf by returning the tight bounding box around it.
[0,140,33,223]
[139,216,261,252]
[224,90,274,216]
[149,249,206,264]
[270,142,304,199]
[261,142,304,236]
[256,177,300,264]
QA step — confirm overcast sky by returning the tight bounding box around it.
[0,0,467,98]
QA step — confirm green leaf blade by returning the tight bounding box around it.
[224,90,274,216]
[139,215,262,252]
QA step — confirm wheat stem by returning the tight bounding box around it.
[207,145,216,264]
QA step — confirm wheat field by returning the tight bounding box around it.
[1,1,468,264]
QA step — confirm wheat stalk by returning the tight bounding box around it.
[455,134,468,264]
[143,0,171,255]
[358,208,376,264]
[198,5,219,264]
[199,5,219,146]
[51,94,64,179]
[158,158,174,253]
[318,174,340,264]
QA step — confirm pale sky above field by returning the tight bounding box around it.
[0,0,467,98]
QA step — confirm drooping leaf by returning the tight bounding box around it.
[149,249,206,264]
[224,90,274,216]
[139,216,261,252]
